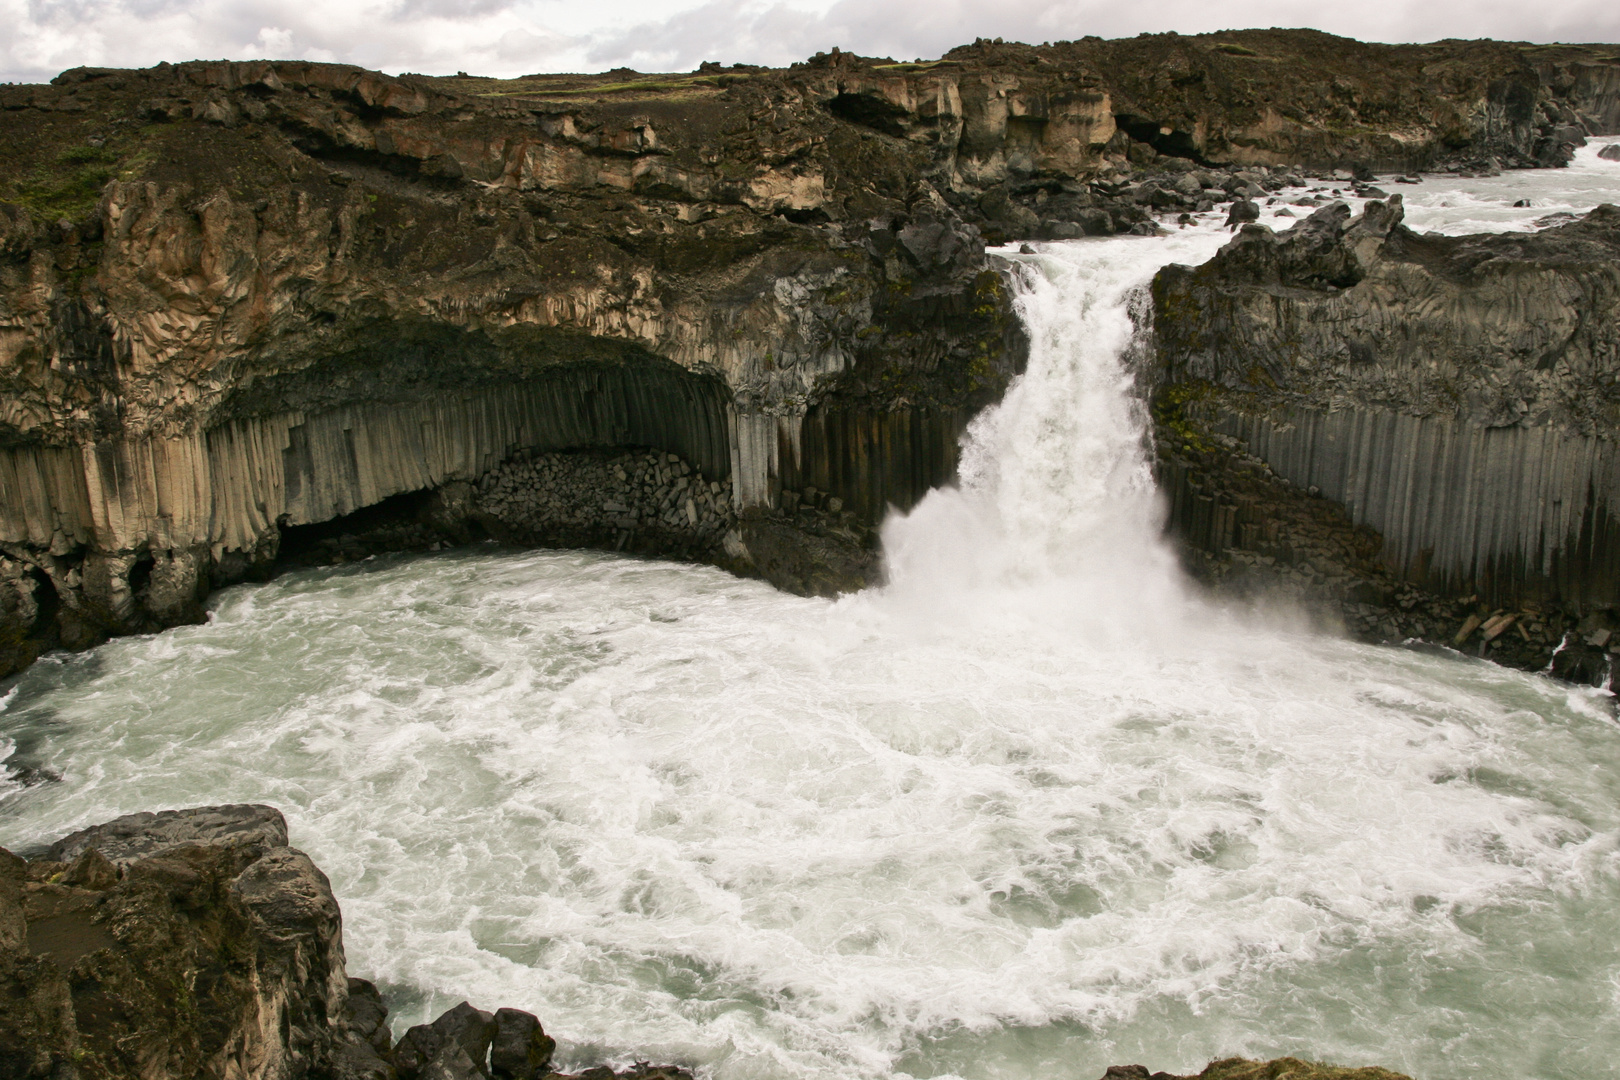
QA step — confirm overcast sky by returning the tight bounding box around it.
[3,0,1618,85]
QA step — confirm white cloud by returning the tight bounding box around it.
[1,0,1617,84]
[0,0,586,82]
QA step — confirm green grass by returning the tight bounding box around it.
[6,144,120,220]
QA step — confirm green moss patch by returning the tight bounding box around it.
[6,144,119,220]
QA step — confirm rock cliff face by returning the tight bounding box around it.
[1,32,1618,676]
[0,55,1024,673]
[1151,198,1620,676]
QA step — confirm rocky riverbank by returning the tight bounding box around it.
[0,803,1414,1080]
[0,802,686,1080]
[267,444,879,597]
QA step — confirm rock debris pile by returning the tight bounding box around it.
[474,449,736,556]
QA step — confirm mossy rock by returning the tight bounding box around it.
[1197,1058,1413,1080]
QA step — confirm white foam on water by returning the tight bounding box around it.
[5,165,1620,1080]
[1398,143,1620,234]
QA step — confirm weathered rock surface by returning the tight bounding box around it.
[1151,196,1620,677]
[270,443,878,597]
[1100,1060,1411,1080]
[46,803,290,864]
[0,50,1038,675]
[0,803,346,1080]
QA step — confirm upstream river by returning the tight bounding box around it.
[5,146,1620,1080]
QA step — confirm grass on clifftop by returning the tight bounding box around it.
[6,144,119,220]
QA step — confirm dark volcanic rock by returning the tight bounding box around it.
[0,806,691,1080]
[1151,197,1620,667]
[1101,1059,1413,1080]
[0,804,346,1080]
[394,1002,497,1080]
[735,511,881,597]
[1224,199,1261,227]
[490,1008,556,1080]
[1154,197,1620,431]
[46,803,289,865]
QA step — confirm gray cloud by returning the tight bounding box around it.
[3,0,1618,85]
[585,0,1620,72]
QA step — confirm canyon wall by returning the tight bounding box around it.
[0,55,1027,672]
[2,33,1619,675]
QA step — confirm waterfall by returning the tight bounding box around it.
[877,233,1229,638]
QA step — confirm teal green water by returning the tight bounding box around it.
[4,545,1617,1080]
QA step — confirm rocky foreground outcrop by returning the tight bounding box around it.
[0,32,1618,677]
[1102,1064,1409,1080]
[0,803,685,1080]
[1151,196,1620,678]
[0,803,1412,1080]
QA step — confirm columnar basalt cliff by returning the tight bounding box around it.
[1151,197,1620,677]
[2,31,1619,676]
[0,55,1025,674]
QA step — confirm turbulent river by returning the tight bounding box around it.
[6,147,1620,1080]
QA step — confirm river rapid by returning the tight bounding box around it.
[6,147,1620,1080]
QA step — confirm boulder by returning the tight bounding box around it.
[1600,143,1620,161]
[1224,199,1260,227]
[1,804,347,1080]
[393,1002,497,1079]
[490,1008,556,1079]
[1098,1061,1413,1080]
[47,803,289,865]
[896,216,984,277]
[420,1046,485,1080]
[348,977,395,1054]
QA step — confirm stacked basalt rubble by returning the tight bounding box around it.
[473,450,736,556]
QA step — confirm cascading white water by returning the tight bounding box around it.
[6,152,1620,1080]
[880,229,1225,641]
